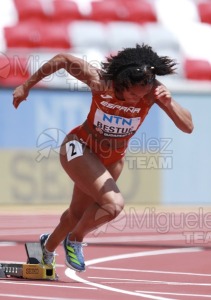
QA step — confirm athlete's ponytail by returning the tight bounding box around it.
[101,43,177,91]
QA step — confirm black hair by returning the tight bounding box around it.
[101,43,177,92]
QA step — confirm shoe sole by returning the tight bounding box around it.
[64,259,86,272]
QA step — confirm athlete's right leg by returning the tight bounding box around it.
[59,138,125,271]
[58,135,125,242]
[45,136,125,250]
[42,135,125,267]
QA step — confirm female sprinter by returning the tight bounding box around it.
[13,44,194,272]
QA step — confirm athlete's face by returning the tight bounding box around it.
[122,83,153,102]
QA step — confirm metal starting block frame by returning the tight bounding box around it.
[0,243,57,280]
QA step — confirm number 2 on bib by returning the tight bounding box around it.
[66,140,83,162]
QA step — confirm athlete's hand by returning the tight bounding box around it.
[13,84,29,109]
[154,85,172,107]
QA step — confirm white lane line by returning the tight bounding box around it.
[89,266,211,277]
[66,247,201,300]
[136,291,211,298]
[88,276,211,286]
[66,269,175,300]
[0,280,96,290]
[0,243,17,247]
[0,294,88,300]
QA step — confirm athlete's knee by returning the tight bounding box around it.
[100,195,124,219]
[60,208,79,224]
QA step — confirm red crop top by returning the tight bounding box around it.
[86,90,153,143]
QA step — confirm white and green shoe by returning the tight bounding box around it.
[63,234,86,272]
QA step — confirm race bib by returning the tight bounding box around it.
[93,109,141,138]
[66,140,83,161]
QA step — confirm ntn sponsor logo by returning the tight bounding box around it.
[103,114,133,125]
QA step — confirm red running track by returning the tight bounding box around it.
[0,210,211,300]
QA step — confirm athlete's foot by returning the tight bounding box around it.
[63,233,87,272]
[40,233,56,268]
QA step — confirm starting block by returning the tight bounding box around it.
[0,242,57,280]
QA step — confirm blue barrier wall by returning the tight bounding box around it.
[160,93,211,204]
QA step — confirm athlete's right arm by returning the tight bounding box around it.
[13,53,101,109]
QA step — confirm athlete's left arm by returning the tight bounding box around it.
[154,81,194,134]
